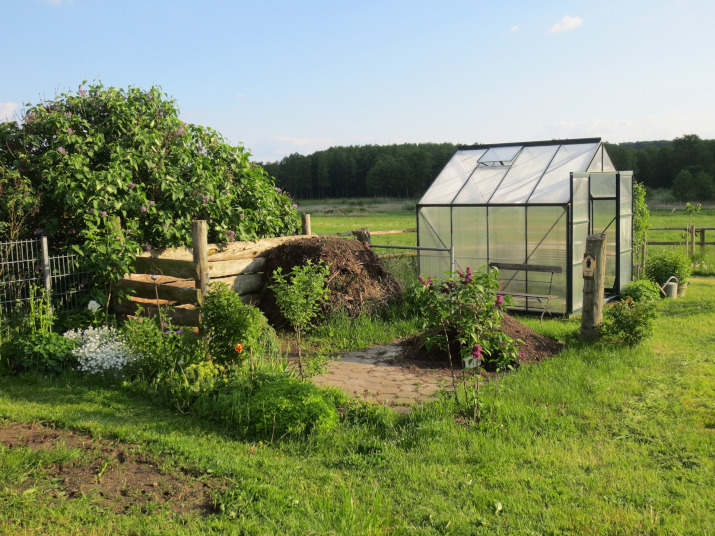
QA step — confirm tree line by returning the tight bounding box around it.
[263,135,715,202]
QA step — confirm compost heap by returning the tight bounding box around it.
[261,236,402,325]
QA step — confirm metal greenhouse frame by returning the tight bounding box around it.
[416,138,633,316]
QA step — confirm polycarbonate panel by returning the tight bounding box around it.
[571,220,588,313]
[573,173,590,222]
[418,207,451,277]
[452,167,507,204]
[488,206,525,264]
[452,207,487,273]
[529,144,598,203]
[590,173,617,198]
[489,145,559,204]
[620,172,633,215]
[619,251,632,291]
[525,206,567,314]
[479,145,521,165]
[620,214,632,252]
[592,199,617,289]
[418,149,485,204]
[588,146,604,171]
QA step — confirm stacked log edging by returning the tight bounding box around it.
[114,220,307,326]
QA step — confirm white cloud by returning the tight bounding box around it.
[0,102,19,122]
[234,93,246,99]
[272,134,334,148]
[548,15,583,34]
[510,25,519,32]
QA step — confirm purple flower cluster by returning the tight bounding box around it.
[100,210,107,216]
[129,183,136,189]
[140,206,147,213]
[142,244,152,251]
[57,147,68,156]
[495,294,504,308]
[472,344,482,360]
[176,123,186,136]
[227,230,236,242]
[33,228,43,236]
[78,88,87,97]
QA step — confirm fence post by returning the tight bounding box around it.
[700,228,706,252]
[192,220,209,306]
[581,233,607,341]
[302,214,311,236]
[40,236,52,314]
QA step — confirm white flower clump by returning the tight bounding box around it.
[63,326,137,375]
[87,300,101,313]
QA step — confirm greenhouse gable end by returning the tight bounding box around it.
[417,138,633,316]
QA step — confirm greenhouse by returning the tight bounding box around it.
[417,138,633,316]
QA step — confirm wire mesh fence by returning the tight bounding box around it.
[0,237,92,318]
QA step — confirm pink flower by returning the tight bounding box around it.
[141,206,147,212]
[78,88,87,97]
[495,295,504,308]
[57,147,68,156]
[142,244,152,251]
[100,211,107,216]
[472,344,482,359]
[292,203,298,209]
[129,183,136,189]
[148,200,155,205]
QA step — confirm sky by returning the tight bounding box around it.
[2,0,714,163]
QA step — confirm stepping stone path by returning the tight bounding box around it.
[311,344,455,412]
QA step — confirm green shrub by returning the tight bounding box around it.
[621,279,662,302]
[155,360,228,411]
[601,297,658,346]
[644,250,692,285]
[7,331,77,375]
[214,371,340,439]
[201,283,273,366]
[121,313,205,381]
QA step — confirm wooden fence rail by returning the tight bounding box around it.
[647,226,715,256]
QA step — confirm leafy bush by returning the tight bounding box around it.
[7,331,77,375]
[201,282,274,366]
[121,313,205,381]
[213,371,340,439]
[269,260,331,379]
[600,297,658,346]
[620,279,662,302]
[155,360,228,412]
[644,250,693,285]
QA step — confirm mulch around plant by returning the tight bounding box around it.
[400,312,563,371]
[0,422,220,516]
[260,236,402,325]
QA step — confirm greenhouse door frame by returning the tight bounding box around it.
[587,172,624,294]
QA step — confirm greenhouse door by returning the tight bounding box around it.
[588,173,618,293]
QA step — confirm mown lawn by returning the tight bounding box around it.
[1,278,713,535]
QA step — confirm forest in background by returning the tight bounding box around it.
[262,134,715,202]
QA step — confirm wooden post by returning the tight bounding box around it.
[40,235,52,294]
[192,220,209,305]
[700,228,706,252]
[581,233,607,341]
[690,225,696,257]
[302,214,311,236]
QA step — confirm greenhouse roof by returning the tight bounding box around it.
[419,138,616,205]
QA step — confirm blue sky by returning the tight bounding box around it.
[2,0,714,162]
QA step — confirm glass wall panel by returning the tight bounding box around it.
[526,206,567,314]
[588,146,604,171]
[571,220,589,312]
[529,144,598,203]
[591,199,617,289]
[619,251,632,291]
[453,167,507,204]
[590,173,617,198]
[488,206,527,301]
[490,145,559,204]
[417,207,451,277]
[452,207,487,273]
[573,173,589,222]
[620,172,633,215]
[418,149,485,204]
[602,150,617,172]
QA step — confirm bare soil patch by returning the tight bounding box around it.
[0,422,218,516]
[401,312,563,370]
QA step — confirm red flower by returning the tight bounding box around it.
[235,343,243,354]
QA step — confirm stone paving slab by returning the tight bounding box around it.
[311,343,455,411]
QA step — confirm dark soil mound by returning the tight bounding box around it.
[401,312,563,370]
[261,237,402,325]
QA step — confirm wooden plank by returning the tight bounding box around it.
[497,291,557,299]
[132,257,197,279]
[206,236,306,261]
[209,273,264,295]
[489,262,562,273]
[193,220,209,301]
[208,257,265,278]
[113,298,200,326]
[116,279,198,304]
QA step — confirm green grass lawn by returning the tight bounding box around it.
[1,278,713,535]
